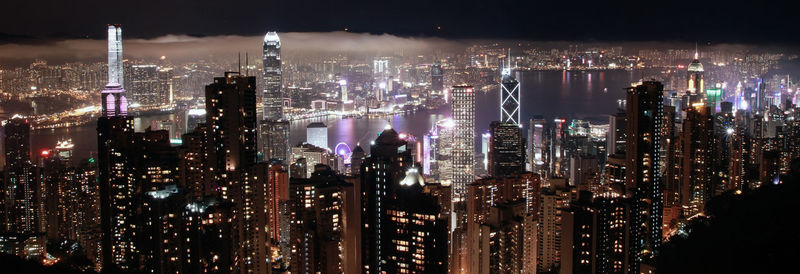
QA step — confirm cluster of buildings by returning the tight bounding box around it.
[1,23,800,274]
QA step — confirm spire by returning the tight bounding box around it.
[694,42,699,60]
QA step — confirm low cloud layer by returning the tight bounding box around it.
[0,32,462,65]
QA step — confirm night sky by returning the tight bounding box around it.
[1,0,795,43]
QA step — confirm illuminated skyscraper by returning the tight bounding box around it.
[261,32,290,166]
[101,25,128,117]
[500,60,521,125]
[97,24,136,269]
[451,85,475,202]
[263,31,283,120]
[488,121,525,177]
[625,81,664,271]
[3,118,40,236]
[681,104,714,217]
[687,50,704,103]
[107,25,123,88]
[288,166,350,274]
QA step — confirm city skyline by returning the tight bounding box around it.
[2,10,800,273]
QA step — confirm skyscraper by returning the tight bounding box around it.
[488,121,525,177]
[3,118,40,236]
[96,24,137,269]
[288,165,351,273]
[261,31,290,166]
[687,50,704,103]
[451,85,475,202]
[500,61,521,125]
[625,81,664,271]
[681,104,714,217]
[263,31,283,120]
[360,128,415,273]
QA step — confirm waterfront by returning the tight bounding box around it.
[30,69,646,161]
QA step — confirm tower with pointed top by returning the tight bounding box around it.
[687,48,704,102]
[260,32,290,165]
[500,50,521,125]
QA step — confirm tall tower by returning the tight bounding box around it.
[687,50,704,102]
[101,25,128,117]
[451,85,475,202]
[261,32,290,165]
[500,53,521,125]
[263,31,283,120]
[624,81,664,271]
[97,24,136,269]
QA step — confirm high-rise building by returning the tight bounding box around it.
[203,72,269,273]
[500,63,521,125]
[382,167,449,273]
[267,163,290,263]
[261,120,290,164]
[537,178,573,272]
[488,121,525,177]
[359,128,415,273]
[288,165,351,273]
[687,51,704,103]
[681,104,714,217]
[451,85,475,202]
[624,81,664,271]
[263,31,283,120]
[96,24,137,270]
[306,122,328,149]
[528,117,548,174]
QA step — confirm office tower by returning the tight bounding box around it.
[488,121,525,177]
[687,50,704,103]
[204,72,268,273]
[426,118,455,182]
[474,201,527,274]
[382,167,449,273]
[306,122,328,149]
[500,61,521,125]
[97,24,137,270]
[373,58,390,101]
[288,165,351,273]
[263,31,283,120]
[261,120,290,163]
[528,117,547,173]
[625,81,664,271]
[360,128,414,273]
[681,104,713,217]
[608,111,626,156]
[537,178,573,272]
[431,62,444,94]
[451,85,475,202]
